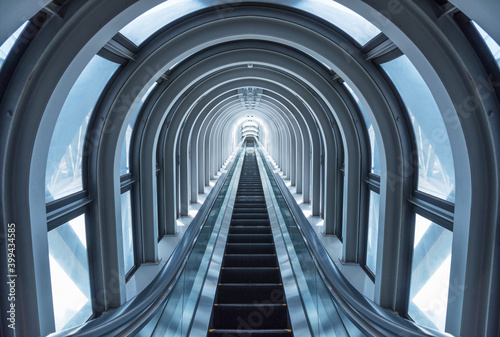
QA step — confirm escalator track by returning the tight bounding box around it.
[207,143,293,337]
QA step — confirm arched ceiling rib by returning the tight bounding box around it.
[3,0,498,49]
[2,1,499,336]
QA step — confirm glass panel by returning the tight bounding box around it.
[296,0,380,45]
[121,191,135,273]
[366,191,380,274]
[473,21,500,68]
[0,21,28,70]
[120,0,379,46]
[409,214,453,331]
[344,83,381,175]
[381,56,455,202]
[45,56,120,202]
[48,214,92,331]
[120,82,157,175]
[120,0,204,45]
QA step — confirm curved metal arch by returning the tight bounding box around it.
[183,67,320,215]
[204,98,282,182]
[251,98,301,179]
[179,94,284,207]
[0,10,404,335]
[215,102,284,159]
[178,94,241,203]
[351,1,500,333]
[195,94,243,187]
[117,14,413,315]
[188,93,237,195]
[198,95,288,185]
[197,92,300,186]
[241,126,259,136]
[206,72,321,206]
[168,58,312,214]
[153,66,316,230]
[215,106,282,168]
[217,101,292,168]
[256,93,305,189]
[146,76,291,232]
[219,100,291,173]
[0,2,496,336]
[3,0,497,52]
[110,13,414,276]
[154,66,319,220]
[242,131,259,137]
[241,125,259,135]
[254,98,299,182]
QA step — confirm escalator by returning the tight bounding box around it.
[49,139,450,337]
[207,143,293,337]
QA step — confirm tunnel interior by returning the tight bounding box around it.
[1,1,500,337]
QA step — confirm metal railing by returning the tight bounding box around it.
[257,144,452,337]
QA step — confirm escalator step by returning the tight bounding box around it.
[225,243,275,254]
[223,254,278,267]
[232,213,268,219]
[234,203,267,207]
[207,330,293,337]
[211,304,289,329]
[219,267,281,283]
[231,219,270,226]
[233,208,267,213]
[233,208,268,213]
[227,234,273,243]
[229,226,271,234]
[215,284,285,303]
[236,199,266,203]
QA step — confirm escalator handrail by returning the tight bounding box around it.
[258,147,452,337]
[48,147,243,337]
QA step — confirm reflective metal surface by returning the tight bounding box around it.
[189,144,246,336]
[257,142,452,337]
[257,147,313,337]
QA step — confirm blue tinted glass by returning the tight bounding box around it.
[120,0,380,46]
[296,0,380,45]
[382,56,455,202]
[120,82,157,176]
[473,22,500,68]
[409,214,452,331]
[48,214,92,331]
[0,21,28,70]
[344,83,381,175]
[366,191,380,274]
[121,191,135,273]
[120,0,204,45]
[45,56,119,202]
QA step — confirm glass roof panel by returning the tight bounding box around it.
[473,21,500,68]
[120,0,204,45]
[295,0,380,45]
[120,82,157,175]
[46,56,120,202]
[0,21,28,70]
[382,56,455,202]
[344,83,381,175]
[120,0,380,47]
